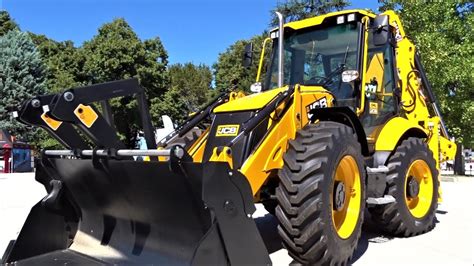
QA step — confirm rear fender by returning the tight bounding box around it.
[375,117,427,152]
[310,107,369,156]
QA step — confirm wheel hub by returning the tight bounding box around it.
[333,181,346,211]
[406,176,420,198]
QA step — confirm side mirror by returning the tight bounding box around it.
[342,70,359,83]
[373,15,389,46]
[250,82,262,93]
[242,43,253,68]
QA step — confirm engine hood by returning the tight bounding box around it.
[213,87,288,113]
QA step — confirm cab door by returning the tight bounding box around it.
[361,29,398,142]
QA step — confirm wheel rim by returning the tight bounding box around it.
[331,155,361,239]
[405,159,433,218]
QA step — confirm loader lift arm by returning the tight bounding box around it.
[14,79,157,153]
[49,78,156,150]
[157,91,230,147]
[14,94,89,150]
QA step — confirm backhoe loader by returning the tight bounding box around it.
[3,9,456,265]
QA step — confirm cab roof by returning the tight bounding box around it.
[284,9,376,30]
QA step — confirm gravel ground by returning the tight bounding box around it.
[1,173,473,265]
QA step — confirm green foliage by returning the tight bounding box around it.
[151,63,214,125]
[0,10,19,36]
[0,30,47,146]
[380,1,473,147]
[82,19,168,97]
[30,33,86,93]
[214,33,269,93]
[270,0,350,26]
[81,18,169,146]
[215,0,350,93]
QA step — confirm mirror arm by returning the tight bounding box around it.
[256,38,272,82]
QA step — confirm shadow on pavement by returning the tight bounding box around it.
[351,211,394,264]
[255,211,397,264]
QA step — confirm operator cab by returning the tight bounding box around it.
[262,11,398,144]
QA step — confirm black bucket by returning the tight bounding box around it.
[3,157,270,265]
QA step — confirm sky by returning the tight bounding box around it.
[1,0,379,66]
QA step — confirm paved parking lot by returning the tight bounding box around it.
[1,173,473,265]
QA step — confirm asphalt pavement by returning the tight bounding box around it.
[1,173,473,265]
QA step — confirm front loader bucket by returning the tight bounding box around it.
[3,156,270,265]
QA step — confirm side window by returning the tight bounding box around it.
[269,49,293,89]
[362,32,397,135]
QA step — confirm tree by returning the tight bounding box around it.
[0,30,47,145]
[214,33,268,93]
[0,11,19,36]
[214,0,351,93]
[30,33,86,93]
[81,18,169,146]
[271,0,350,26]
[380,1,473,147]
[151,63,214,125]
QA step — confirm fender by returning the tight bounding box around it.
[310,107,369,156]
[375,117,428,151]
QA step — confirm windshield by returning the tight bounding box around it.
[266,22,360,99]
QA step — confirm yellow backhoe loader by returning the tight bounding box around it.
[3,9,456,265]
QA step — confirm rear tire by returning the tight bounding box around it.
[276,122,365,265]
[369,137,438,236]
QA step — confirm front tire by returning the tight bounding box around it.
[276,122,365,265]
[369,137,439,236]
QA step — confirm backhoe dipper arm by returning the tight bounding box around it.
[414,54,450,139]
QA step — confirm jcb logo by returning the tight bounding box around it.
[216,125,240,137]
[306,97,328,119]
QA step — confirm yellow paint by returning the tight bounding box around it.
[331,155,361,239]
[375,117,426,151]
[188,129,209,163]
[357,16,370,115]
[209,147,234,169]
[213,87,287,113]
[439,136,456,162]
[239,88,298,194]
[239,85,334,195]
[74,104,98,128]
[365,53,384,92]
[256,38,272,82]
[405,159,433,218]
[41,112,62,131]
[284,9,375,30]
[184,10,457,206]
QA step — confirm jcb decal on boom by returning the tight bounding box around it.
[216,124,240,137]
[306,97,328,119]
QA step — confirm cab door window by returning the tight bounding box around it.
[362,30,397,137]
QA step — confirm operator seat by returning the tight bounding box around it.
[334,82,354,100]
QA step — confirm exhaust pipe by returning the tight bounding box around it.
[275,11,285,88]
